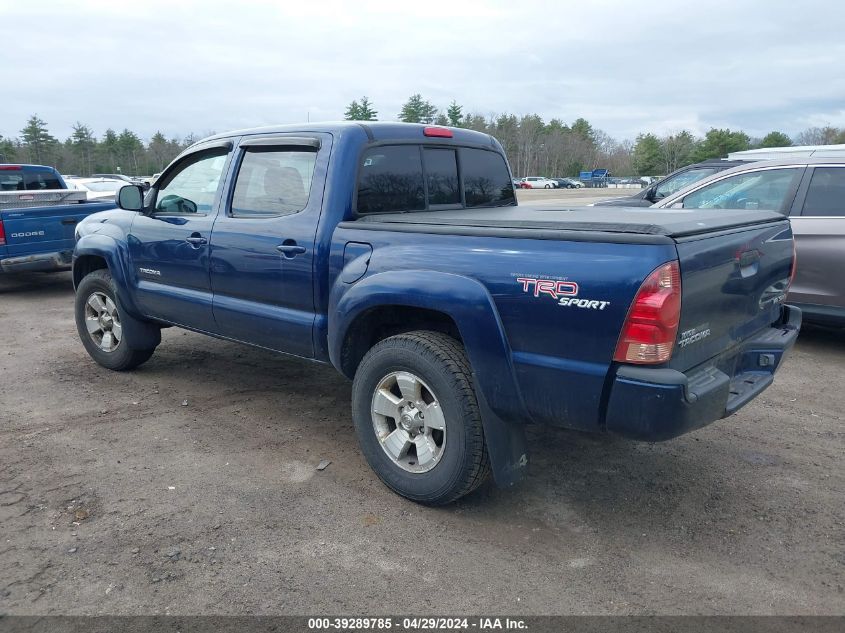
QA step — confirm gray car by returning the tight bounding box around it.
[654,157,845,326]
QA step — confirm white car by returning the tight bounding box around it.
[520,176,557,189]
[65,177,126,201]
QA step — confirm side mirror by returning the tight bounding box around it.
[117,184,144,211]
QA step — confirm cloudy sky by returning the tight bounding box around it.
[2,0,844,143]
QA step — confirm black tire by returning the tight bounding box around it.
[352,331,490,505]
[75,269,156,371]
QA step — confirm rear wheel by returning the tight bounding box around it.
[352,331,490,505]
[75,269,156,371]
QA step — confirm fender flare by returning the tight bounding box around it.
[330,270,529,487]
[73,234,161,350]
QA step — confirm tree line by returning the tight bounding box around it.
[0,116,204,177]
[3,99,844,179]
[349,94,845,177]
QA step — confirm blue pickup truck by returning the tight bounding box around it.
[72,122,801,504]
[0,164,114,273]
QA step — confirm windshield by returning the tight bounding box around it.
[681,168,802,211]
[654,167,721,199]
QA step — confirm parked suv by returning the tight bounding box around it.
[594,159,747,207]
[655,158,845,326]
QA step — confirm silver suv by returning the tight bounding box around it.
[655,158,845,326]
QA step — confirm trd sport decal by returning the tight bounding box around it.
[516,276,611,310]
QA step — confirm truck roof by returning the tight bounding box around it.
[195,121,498,147]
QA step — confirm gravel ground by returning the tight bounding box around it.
[1,215,843,615]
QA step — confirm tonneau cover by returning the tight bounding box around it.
[354,206,786,238]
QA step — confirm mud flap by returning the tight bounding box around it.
[475,387,528,488]
[117,297,161,350]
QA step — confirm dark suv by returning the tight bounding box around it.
[593,159,747,207]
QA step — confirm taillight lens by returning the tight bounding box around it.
[614,261,682,364]
[0,220,5,246]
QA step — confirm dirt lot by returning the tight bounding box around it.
[1,194,843,615]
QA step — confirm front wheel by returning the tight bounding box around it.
[75,269,156,371]
[352,331,490,505]
[544,184,551,189]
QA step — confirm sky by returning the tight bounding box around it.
[2,0,844,143]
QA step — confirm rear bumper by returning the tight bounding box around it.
[0,250,73,273]
[605,304,801,441]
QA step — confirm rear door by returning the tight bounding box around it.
[208,134,329,357]
[787,165,845,317]
[129,142,233,332]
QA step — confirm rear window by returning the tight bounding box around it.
[461,148,515,207]
[424,148,460,206]
[0,168,63,191]
[357,146,425,214]
[802,167,845,217]
[356,145,514,214]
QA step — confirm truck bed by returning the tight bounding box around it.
[347,206,787,242]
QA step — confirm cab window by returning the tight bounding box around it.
[680,168,802,212]
[155,150,228,214]
[230,147,317,217]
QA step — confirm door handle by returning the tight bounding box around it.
[185,234,207,247]
[276,242,306,258]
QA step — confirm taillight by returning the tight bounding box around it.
[0,220,5,246]
[614,260,682,364]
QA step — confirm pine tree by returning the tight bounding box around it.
[344,100,362,120]
[117,129,143,174]
[399,94,438,124]
[345,96,378,121]
[0,135,17,163]
[446,101,463,127]
[358,96,377,121]
[20,115,58,165]
[71,122,96,175]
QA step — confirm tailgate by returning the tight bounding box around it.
[669,219,794,372]
[1,201,115,256]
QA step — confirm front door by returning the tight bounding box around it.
[209,135,328,357]
[129,144,232,331]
